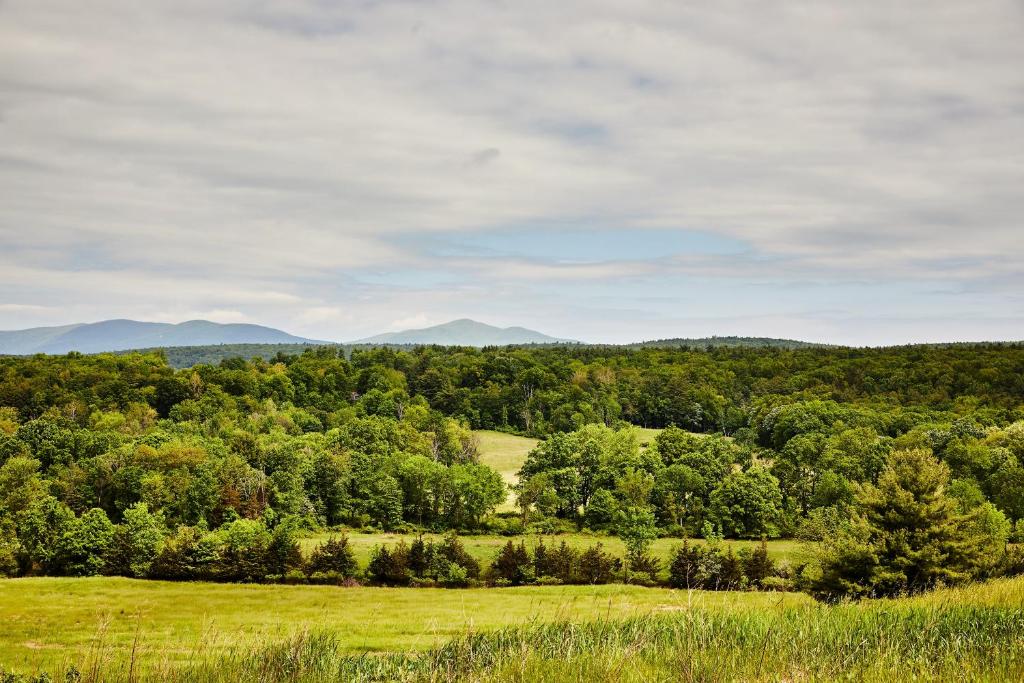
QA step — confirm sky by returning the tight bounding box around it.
[1,1,1022,346]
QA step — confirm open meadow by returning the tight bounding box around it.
[1,576,1022,681]
[0,577,807,675]
[472,430,539,511]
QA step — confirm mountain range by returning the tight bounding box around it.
[0,318,572,355]
[0,317,825,356]
[0,319,323,355]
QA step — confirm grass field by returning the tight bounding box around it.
[299,531,804,570]
[0,577,807,675]
[2,577,1023,681]
[473,430,539,511]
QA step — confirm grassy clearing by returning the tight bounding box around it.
[473,430,539,511]
[4,577,1024,681]
[299,531,804,569]
[632,426,662,447]
[0,577,806,674]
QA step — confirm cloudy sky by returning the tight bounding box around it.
[1,1,1022,345]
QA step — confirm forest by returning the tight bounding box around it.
[0,342,1023,600]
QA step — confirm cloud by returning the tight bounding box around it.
[0,0,1021,343]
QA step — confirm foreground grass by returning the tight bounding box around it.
[299,531,803,569]
[0,578,804,674]
[5,577,1024,682]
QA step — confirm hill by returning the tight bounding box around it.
[630,335,828,349]
[0,319,325,355]
[352,318,575,346]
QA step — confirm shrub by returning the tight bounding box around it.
[150,525,217,580]
[282,569,307,584]
[212,519,272,582]
[719,545,744,590]
[436,533,480,578]
[626,549,661,585]
[548,541,580,583]
[307,536,357,578]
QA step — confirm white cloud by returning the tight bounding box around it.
[0,0,1021,343]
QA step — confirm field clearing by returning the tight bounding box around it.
[633,426,662,446]
[0,577,808,674]
[299,531,804,568]
[472,430,538,511]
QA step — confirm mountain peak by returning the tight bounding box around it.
[352,319,574,346]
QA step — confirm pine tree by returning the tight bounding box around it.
[307,536,357,578]
[491,540,532,585]
[743,539,775,587]
[668,541,700,589]
[408,535,429,578]
[812,449,986,600]
[720,545,744,589]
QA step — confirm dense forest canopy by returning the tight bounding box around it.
[0,342,1022,595]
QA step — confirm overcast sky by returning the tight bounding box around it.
[1,1,1022,345]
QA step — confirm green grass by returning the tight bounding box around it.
[299,531,803,569]
[4,577,1024,681]
[632,426,662,447]
[473,430,539,511]
[0,577,807,675]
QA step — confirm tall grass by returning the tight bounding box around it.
[14,579,1024,682]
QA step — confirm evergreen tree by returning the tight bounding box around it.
[668,541,701,589]
[491,540,532,585]
[577,543,619,584]
[307,535,358,578]
[813,449,988,600]
[742,539,775,587]
[368,542,410,585]
[720,545,744,589]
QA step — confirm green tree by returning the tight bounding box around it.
[708,467,783,538]
[614,505,657,575]
[52,507,115,576]
[307,535,357,578]
[105,503,165,578]
[812,449,994,600]
[491,540,532,585]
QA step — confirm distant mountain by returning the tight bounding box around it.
[630,335,827,349]
[0,319,325,355]
[353,319,575,346]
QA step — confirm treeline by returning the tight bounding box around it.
[1,344,1024,600]
[3,343,1023,437]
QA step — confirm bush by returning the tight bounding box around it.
[436,533,480,579]
[283,569,307,584]
[308,571,344,585]
[438,563,469,588]
[626,549,661,585]
[213,519,272,582]
[150,525,217,580]
[307,536,357,578]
